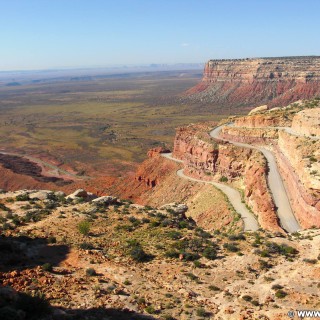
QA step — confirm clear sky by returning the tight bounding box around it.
[1,0,320,71]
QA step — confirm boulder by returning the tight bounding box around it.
[92,196,118,205]
[54,191,66,198]
[160,203,188,215]
[29,190,54,200]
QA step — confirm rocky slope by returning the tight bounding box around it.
[185,57,320,111]
[0,189,319,319]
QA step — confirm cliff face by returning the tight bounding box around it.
[220,103,320,229]
[173,124,282,232]
[186,57,320,110]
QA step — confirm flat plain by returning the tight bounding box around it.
[0,70,226,177]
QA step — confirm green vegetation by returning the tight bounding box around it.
[78,220,91,236]
[86,268,97,276]
[41,263,53,272]
[219,176,228,182]
[275,290,287,299]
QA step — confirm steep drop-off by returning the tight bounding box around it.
[186,56,320,111]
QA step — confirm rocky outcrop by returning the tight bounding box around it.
[292,107,320,137]
[221,126,279,144]
[234,114,291,128]
[186,57,320,110]
[276,131,320,228]
[248,105,268,115]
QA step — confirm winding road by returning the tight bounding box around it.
[210,125,300,233]
[161,152,259,232]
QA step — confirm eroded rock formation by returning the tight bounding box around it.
[186,57,320,111]
[172,123,282,232]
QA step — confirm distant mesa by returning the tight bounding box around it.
[185,56,320,111]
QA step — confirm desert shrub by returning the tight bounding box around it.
[219,176,228,182]
[265,242,298,256]
[275,290,287,298]
[5,212,13,219]
[79,242,94,250]
[86,268,96,276]
[178,221,188,229]
[42,263,53,272]
[228,233,246,241]
[223,242,239,252]
[127,240,151,262]
[202,246,217,260]
[303,258,317,264]
[2,223,13,231]
[128,216,138,223]
[145,305,156,314]
[196,308,207,317]
[195,228,212,239]
[161,219,171,227]
[181,252,200,261]
[141,217,150,224]
[150,220,161,228]
[242,295,252,302]
[185,272,198,281]
[271,284,284,290]
[44,201,56,210]
[78,220,91,236]
[11,216,21,226]
[129,246,149,262]
[193,260,202,268]
[0,203,10,211]
[167,230,182,240]
[259,259,272,270]
[208,285,220,291]
[164,250,180,259]
[15,194,30,201]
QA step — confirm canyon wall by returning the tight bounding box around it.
[173,124,282,232]
[220,106,320,229]
[186,57,320,110]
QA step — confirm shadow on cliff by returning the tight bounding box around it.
[0,234,69,272]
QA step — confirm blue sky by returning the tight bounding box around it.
[1,0,319,71]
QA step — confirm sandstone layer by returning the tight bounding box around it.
[220,102,320,228]
[186,57,320,110]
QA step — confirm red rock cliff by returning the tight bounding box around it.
[173,123,282,232]
[186,57,320,111]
